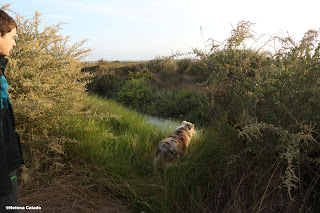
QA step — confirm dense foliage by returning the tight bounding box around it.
[87,21,320,211]
[3,3,320,211]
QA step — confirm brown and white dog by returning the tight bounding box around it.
[153,121,196,169]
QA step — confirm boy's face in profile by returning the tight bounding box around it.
[0,27,17,56]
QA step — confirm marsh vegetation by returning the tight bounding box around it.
[2,4,320,212]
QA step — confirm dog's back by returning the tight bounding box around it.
[153,121,195,169]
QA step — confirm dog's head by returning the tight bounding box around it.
[181,121,196,137]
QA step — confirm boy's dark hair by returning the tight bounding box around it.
[0,10,17,36]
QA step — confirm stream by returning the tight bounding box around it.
[144,115,180,131]
[144,115,201,139]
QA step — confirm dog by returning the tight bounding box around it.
[153,121,196,169]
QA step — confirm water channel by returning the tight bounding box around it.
[144,115,202,139]
[144,115,180,131]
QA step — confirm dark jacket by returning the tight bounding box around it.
[0,56,24,197]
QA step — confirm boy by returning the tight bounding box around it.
[0,9,24,212]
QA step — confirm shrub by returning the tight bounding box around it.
[2,6,91,173]
[197,21,320,207]
[186,59,208,77]
[87,74,126,99]
[176,58,193,74]
[116,78,153,110]
[145,88,210,124]
[6,11,91,134]
[146,56,178,73]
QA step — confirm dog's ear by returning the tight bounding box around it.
[182,121,193,130]
[187,123,193,130]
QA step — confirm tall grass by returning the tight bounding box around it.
[58,95,217,212]
[61,95,189,211]
[65,95,161,168]
[63,99,237,212]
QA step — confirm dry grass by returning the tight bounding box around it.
[17,165,128,213]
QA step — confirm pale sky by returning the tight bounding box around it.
[3,0,320,61]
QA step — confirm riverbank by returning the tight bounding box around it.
[17,93,318,212]
[18,95,206,212]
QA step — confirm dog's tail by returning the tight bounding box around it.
[153,149,175,170]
